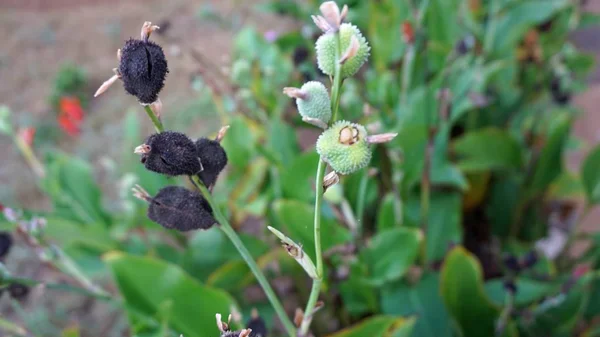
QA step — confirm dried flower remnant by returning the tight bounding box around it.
[217,313,255,337]
[135,131,202,176]
[133,185,216,231]
[94,21,168,104]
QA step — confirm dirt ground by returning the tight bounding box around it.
[0,0,600,335]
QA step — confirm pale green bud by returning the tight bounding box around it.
[316,120,371,175]
[316,23,370,79]
[284,81,331,127]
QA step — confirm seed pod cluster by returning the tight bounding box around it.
[119,38,169,104]
[146,186,216,231]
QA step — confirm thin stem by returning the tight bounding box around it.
[300,28,345,337]
[143,105,164,133]
[13,135,45,178]
[191,176,296,337]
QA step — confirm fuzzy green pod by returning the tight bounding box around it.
[296,81,331,125]
[316,120,371,175]
[316,23,370,78]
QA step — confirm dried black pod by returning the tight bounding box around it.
[139,186,216,231]
[137,132,202,176]
[8,283,29,300]
[0,232,12,258]
[119,38,168,104]
[196,137,228,187]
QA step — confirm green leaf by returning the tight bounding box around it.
[441,247,499,337]
[105,252,238,337]
[582,145,600,204]
[452,128,523,172]
[427,192,462,263]
[221,117,257,169]
[339,260,378,317]
[326,315,416,337]
[181,227,269,281]
[490,0,569,54]
[272,200,351,261]
[280,151,319,202]
[529,113,571,194]
[41,153,111,226]
[485,278,555,307]
[381,273,452,337]
[206,260,251,292]
[376,193,399,231]
[267,118,299,167]
[363,227,422,286]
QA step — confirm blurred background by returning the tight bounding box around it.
[2,0,600,336]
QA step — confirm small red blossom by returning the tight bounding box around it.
[57,96,85,137]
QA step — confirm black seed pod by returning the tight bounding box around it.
[140,132,202,176]
[147,186,216,231]
[195,138,228,187]
[119,38,168,104]
[0,232,12,258]
[8,283,29,299]
[247,316,267,337]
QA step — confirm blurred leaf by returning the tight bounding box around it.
[363,227,422,286]
[105,252,237,337]
[452,128,523,172]
[490,0,569,55]
[376,193,399,231]
[181,227,268,281]
[267,118,299,167]
[281,151,319,202]
[41,153,111,226]
[221,117,257,169]
[326,315,416,337]
[207,260,251,292]
[529,113,571,194]
[547,172,585,201]
[0,105,13,135]
[582,145,600,204]
[340,260,378,317]
[485,278,555,307]
[272,200,351,261]
[579,12,600,29]
[441,247,499,337]
[427,192,462,262]
[381,273,452,337]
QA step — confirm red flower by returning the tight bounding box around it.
[57,97,85,137]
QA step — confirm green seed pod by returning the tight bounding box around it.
[296,81,331,125]
[316,120,371,175]
[316,23,370,79]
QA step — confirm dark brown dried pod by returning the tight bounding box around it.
[146,186,216,231]
[137,132,202,176]
[0,232,12,258]
[119,38,169,104]
[246,312,267,337]
[8,283,29,300]
[195,137,228,187]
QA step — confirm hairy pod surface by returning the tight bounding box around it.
[141,131,202,176]
[119,38,168,104]
[316,120,371,175]
[316,23,370,78]
[147,186,216,231]
[195,137,228,187]
[296,81,331,125]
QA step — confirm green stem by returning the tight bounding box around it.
[143,105,164,133]
[191,176,296,337]
[355,169,369,237]
[300,28,345,337]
